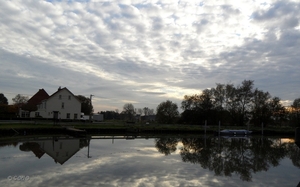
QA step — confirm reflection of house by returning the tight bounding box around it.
[19,142,45,158]
[19,137,89,165]
[36,138,81,164]
[21,87,81,120]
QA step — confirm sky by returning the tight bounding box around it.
[0,0,299,113]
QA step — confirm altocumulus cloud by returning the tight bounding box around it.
[0,0,299,112]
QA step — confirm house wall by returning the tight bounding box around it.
[36,89,81,120]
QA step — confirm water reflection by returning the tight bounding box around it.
[0,135,299,186]
[154,136,300,181]
[19,136,89,164]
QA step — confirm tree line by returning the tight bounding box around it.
[1,80,300,126]
[138,80,300,126]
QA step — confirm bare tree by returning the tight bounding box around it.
[12,94,28,108]
[123,103,135,121]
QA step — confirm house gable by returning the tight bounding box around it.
[44,87,82,120]
[27,89,49,106]
[26,87,82,120]
[48,87,81,103]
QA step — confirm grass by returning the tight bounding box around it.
[0,120,297,135]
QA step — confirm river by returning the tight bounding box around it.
[0,135,299,187]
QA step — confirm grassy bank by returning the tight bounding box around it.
[0,120,297,137]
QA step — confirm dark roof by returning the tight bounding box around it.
[27,89,49,105]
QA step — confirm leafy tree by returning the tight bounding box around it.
[235,80,254,125]
[220,83,239,125]
[181,89,216,125]
[136,108,143,115]
[268,97,285,126]
[156,100,179,124]
[12,94,28,108]
[0,93,8,105]
[251,89,271,126]
[291,98,300,127]
[292,98,300,109]
[211,83,226,110]
[123,103,135,121]
[143,107,149,116]
[76,95,93,115]
[148,108,155,115]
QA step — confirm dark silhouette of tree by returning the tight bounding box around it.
[76,95,93,115]
[251,89,271,126]
[291,98,300,127]
[123,103,135,121]
[156,100,179,124]
[181,89,215,125]
[12,94,28,108]
[235,80,254,126]
[268,97,286,126]
[179,80,289,127]
[0,93,8,105]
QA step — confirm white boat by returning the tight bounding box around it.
[219,129,252,135]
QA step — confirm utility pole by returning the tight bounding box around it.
[89,94,94,122]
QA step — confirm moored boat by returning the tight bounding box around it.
[218,129,252,136]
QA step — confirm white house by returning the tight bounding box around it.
[22,87,82,120]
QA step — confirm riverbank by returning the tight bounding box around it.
[0,121,297,137]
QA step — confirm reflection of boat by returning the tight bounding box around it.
[219,129,252,136]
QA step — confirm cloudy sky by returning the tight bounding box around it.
[0,0,299,112]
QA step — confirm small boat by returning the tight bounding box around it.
[64,127,86,137]
[219,129,252,136]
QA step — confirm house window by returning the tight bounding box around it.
[62,102,64,109]
[68,95,71,100]
[74,113,78,119]
[66,113,70,119]
[59,95,62,100]
[35,112,39,117]
[21,111,25,118]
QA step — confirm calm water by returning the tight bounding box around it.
[0,135,299,187]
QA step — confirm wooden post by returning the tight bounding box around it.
[218,121,221,135]
[261,122,264,135]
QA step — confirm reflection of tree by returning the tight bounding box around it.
[0,141,18,148]
[287,143,300,168]
[154,138,179,155]
[155,136,294,181]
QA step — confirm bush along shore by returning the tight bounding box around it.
[0,122,297,137]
